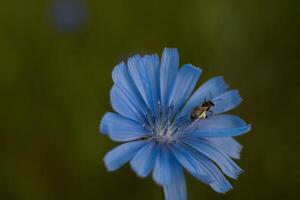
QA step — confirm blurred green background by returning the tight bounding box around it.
[1,0,299,199]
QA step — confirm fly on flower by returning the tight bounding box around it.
[100,48,251,200]
[191,99,215,120]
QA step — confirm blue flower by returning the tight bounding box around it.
[100,48,251,200]
[50,0,87,33]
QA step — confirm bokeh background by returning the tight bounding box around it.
[1,0,299,199]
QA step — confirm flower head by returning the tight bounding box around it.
[100,48,251,200]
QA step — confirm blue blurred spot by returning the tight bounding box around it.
[50,0,88,33]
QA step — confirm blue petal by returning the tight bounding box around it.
[212,90,242,114]
[160,48,179,111]
[152,146,173,185]
[163,157,187,200]
[192,167,233,193]
[171,143,214,184]
[127,55,154,110]
[175,145,232,193]
[142,54,161,115]
[184,138,243,179]
[105,114,151,142]
[208,170,233,193]
[186,114,251,137]
[100,112,122,135]
[130,142,158,177]
[178,76,228,119]
[112,62,147,112]
[168,64,202,113]
[172,143,232,193]
[110,83,145,123]
[205,137,243,159]
[103,141,147,171]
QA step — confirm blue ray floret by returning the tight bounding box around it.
[100,48,251,200]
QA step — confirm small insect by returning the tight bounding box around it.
[191,100,215,121]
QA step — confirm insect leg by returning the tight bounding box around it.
[207,110,213,118]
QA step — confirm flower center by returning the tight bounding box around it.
[143,102,189,143]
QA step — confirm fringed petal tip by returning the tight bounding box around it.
[163,47,178,54]
[206,137,244,160]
